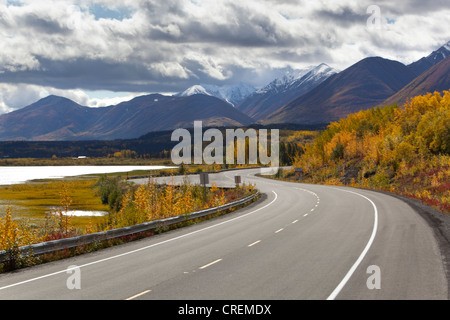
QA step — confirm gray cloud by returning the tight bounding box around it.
[371,0,450,15]
[20,12,69,34]
[314,6,367,27]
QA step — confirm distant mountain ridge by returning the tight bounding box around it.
[0,94,255,141]
[408,41,450,76]
[385,56,450,106]
[0,96,103,141]
[264,57,417,125]
[236,63,339,120]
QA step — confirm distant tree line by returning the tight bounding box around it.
[0,134,177,159]
[0,124,320,161]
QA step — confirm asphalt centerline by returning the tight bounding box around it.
[125,290,152,301]
[248,240,262,247]
[200,259,223,270]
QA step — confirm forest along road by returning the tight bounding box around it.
[0,168,447,300]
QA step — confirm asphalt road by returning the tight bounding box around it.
[0,168,447,300]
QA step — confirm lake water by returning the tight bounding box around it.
[0,166,174,185]
[58,210,109,217]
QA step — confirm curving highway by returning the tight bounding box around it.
[0,168,447,300]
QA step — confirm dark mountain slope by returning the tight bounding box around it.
[385,57,450,106]
[0,94,255,141]
[237,64,338,121]
[85,94,255,140]
[264,57,416,125]
[408,42,450,76]
[0,95,103,141]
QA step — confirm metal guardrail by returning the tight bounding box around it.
[0,192,259,263]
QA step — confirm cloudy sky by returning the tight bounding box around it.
[1,0,450,114]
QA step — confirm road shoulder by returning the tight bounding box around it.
[364,189,450,300]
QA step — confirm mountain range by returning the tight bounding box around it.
[236,64,339,121]
[0,94,254,141]
[408,42,450,76]
[385,55,450,106]
[0,41,449,141]
[263,42,449,125]
[264,57,417,125]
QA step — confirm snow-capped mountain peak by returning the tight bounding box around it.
[427,41,450,62]
[175,83,256,106]
[305,63,339,80]
[258,66,314,94]
[256,63,338,95]
[444,41,450,52]
[312,63,336,75]
[177,85,212,97]
[236,63,339,121]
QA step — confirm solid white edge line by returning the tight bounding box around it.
[243,172,378,300]
[0,190,279,292]
[326,188,379,301]
[238,173,378,300]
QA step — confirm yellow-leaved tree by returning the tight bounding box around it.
[0,207,40,270]
[293,90,450,213]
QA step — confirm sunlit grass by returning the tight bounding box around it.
[0,180,109,228]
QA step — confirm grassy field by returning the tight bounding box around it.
[0,162,259,229]
[0,158,175,230]
[0,179,110,229]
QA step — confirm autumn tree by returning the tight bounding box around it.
[0,207,39,270]
[292,90,450,213]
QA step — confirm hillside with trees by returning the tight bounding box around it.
[289,91,450,213]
